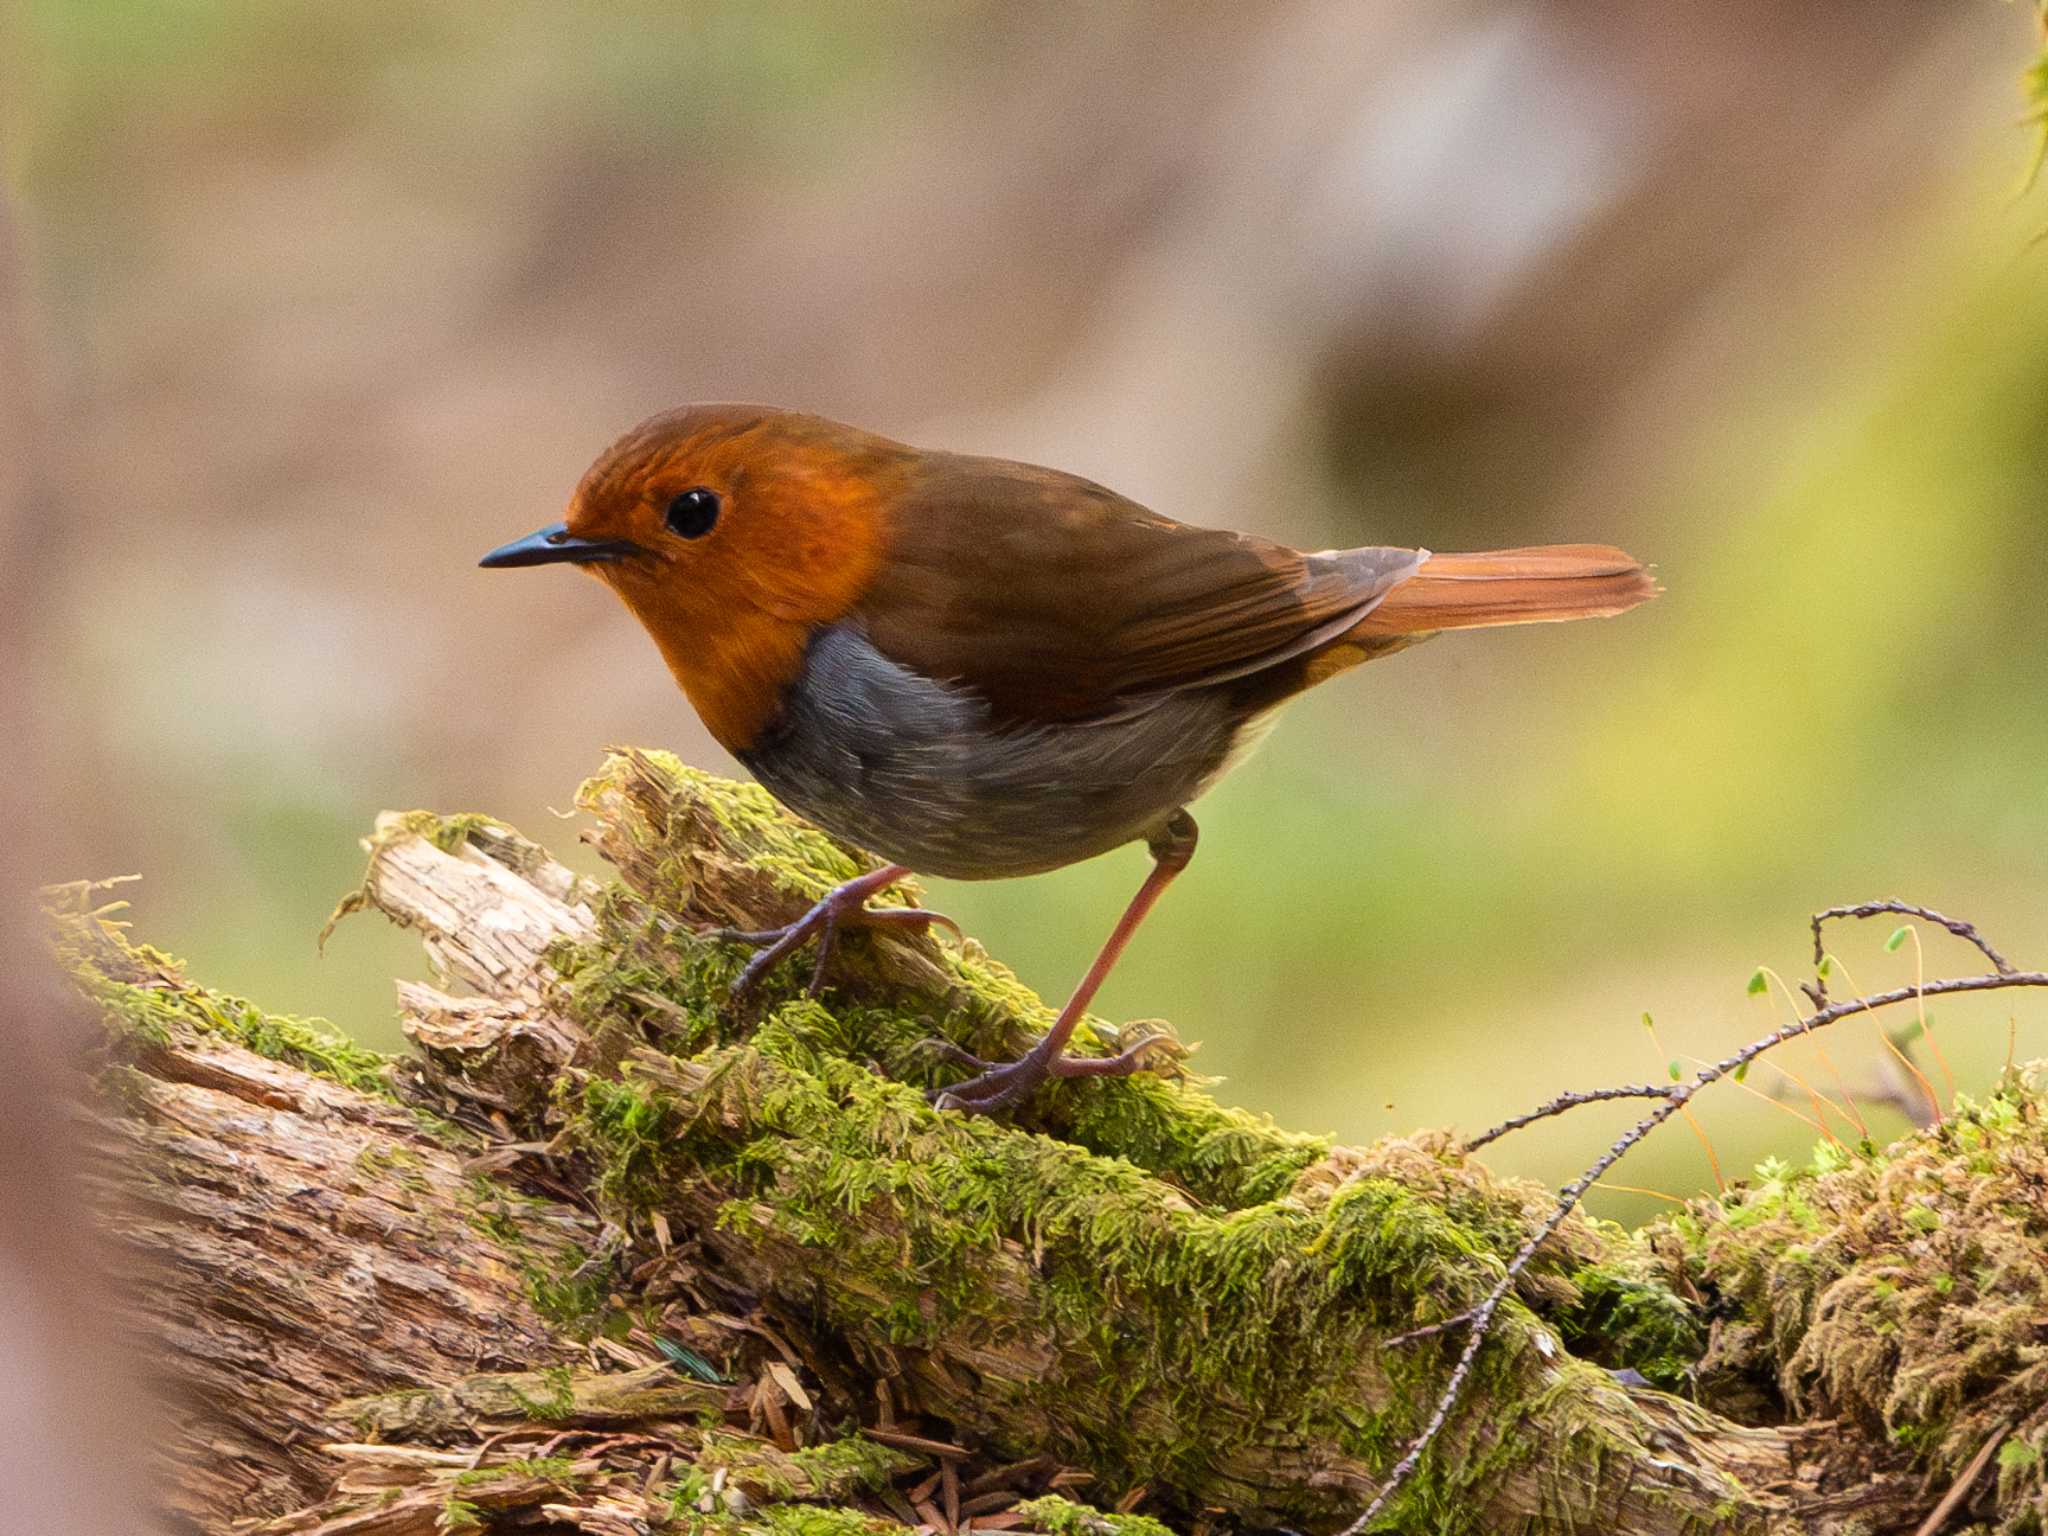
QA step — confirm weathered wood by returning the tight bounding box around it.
[72,907,594,1524]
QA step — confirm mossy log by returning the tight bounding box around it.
[58,751,2048,1535]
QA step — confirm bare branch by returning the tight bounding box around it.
[1462,1084,1677,1152]
[1808,900,2016,1006]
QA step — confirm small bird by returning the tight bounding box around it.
[483,405,1656,1113]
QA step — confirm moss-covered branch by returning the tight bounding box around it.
[56,754,2048,1534]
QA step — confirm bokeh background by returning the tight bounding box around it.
[8,1,2045,1222]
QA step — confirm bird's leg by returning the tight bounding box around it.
[933,811,1197,1115]
[713,864,957,998]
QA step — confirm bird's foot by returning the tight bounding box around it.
[928,1034,1163,1116]
[713,867,956,998]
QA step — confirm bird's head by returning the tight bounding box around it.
[482,404,911,752]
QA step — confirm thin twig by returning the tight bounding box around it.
[1910,1418,2009,1536]
[1808,900,2015,1003]
[1463,1085,1675,1152]
[1342,920,2048,1534]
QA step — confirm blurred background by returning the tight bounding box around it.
[7,1,2045,1222]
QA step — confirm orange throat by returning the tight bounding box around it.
[617,582,809,755]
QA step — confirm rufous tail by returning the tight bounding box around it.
[1354,544,1658,637]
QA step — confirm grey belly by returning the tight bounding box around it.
[739,625,1246,880]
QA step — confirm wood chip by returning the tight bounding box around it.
[863,1427,972,1459]
[757,1373,793,1449]
[703,1310,807,1372]
[966,1513,1031,1532]
[960,1490,1019,1517]
[942,1460,961,1533]
[963,1457,1051,1498]
[592,1336,647,1371]
[320,1443,477,1468]
[766,1359,813,1413]
[880,1488,923,1527]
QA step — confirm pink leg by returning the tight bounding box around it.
[715,864,958,998]
[933,811,1196,1115]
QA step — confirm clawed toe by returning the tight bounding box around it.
[929,1056,1049,1116]
[711,925,798,946]
[710,864,960,1000]
[726,917,830,998]
[930,1037,1162,1116]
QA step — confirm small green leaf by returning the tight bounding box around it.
[1641,1011,1655,1030]
[1817,955,1833,979]
[1733,1061,1749,1083]
[1746,968,1768,996]
[1667,1059,1682,1081]
[1886,926,1910,952]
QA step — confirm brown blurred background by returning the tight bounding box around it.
[7,1,2047,1221]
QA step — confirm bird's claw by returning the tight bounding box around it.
[929,1035,1166,1116]
[713,874,955,1000]
[930,1053,1052,1116]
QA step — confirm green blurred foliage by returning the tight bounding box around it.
[14,2,2044,1231]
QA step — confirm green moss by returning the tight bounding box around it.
[50,880,393,1096]
[509,1365,578,1423]
[686,1430,918,1505]
[452,1455,579,1488]
[560,1009,1616,1527]
[781,1437,915,1496]
[753,1508,906,1536]
[663,1450,916,1536]
[576,1071,690,1213]
[1636,1075,2048,1520]
[1556,1255,1705,1392]
[1014,1496,1176,1536]
[523,1251,612,1336]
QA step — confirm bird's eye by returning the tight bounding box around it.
[665,488,720,539]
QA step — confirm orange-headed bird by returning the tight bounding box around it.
[483,406,1655,1112]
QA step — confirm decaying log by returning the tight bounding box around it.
[56,750,2048,1535]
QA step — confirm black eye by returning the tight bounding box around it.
[665,487,720,539]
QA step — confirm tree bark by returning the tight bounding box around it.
[60,750,2044,1535]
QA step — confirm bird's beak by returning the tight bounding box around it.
[479,521,645,569]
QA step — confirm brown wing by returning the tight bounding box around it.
[854,451,1422,725]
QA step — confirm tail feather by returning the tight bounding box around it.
[1352,544,1658,637]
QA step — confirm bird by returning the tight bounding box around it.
[481,404,1657,1114]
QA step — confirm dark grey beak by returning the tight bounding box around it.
[479,521,645,568]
